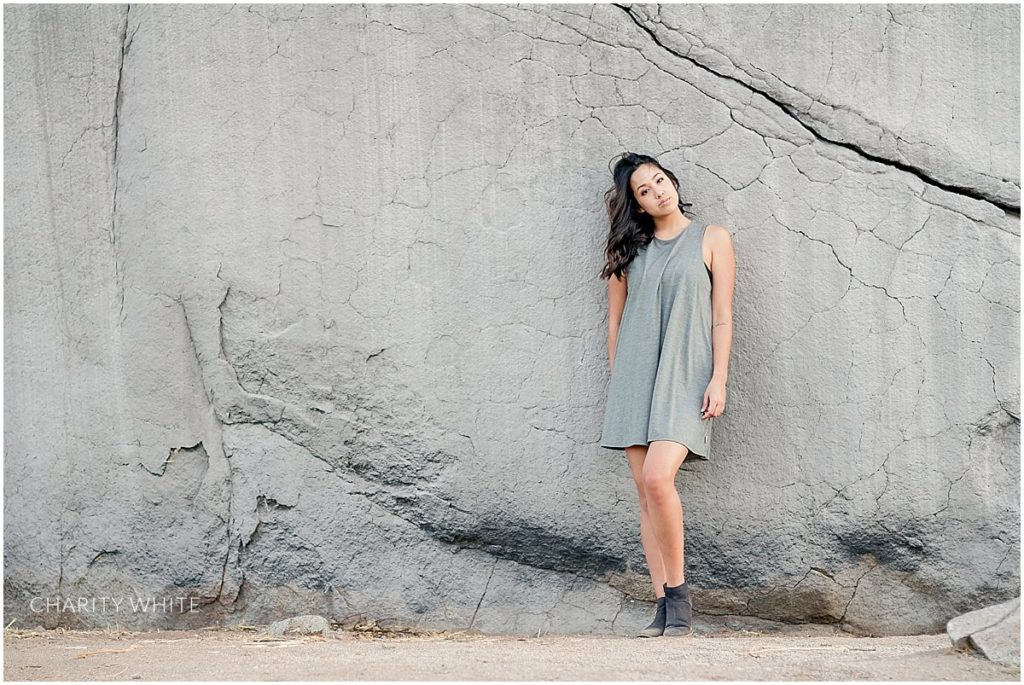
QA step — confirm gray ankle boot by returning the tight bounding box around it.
[662,581,694,637]
[636,596,666,637]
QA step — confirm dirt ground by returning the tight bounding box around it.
[3,623,1019,681]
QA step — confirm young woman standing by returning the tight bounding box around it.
[598,153,736,637]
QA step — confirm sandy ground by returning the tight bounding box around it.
[3,623,1019,681]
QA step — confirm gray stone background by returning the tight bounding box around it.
[3,3,1019,636]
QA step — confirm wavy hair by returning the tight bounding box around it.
[599,152,692,280]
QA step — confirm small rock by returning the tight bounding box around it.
[946,596,1020,666]
[266,614,333,638]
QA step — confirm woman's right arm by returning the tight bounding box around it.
[607,272,628,371]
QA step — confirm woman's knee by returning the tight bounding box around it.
[641,468,674,497]
[634,485,650,513]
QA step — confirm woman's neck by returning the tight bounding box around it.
[653,212,691,239]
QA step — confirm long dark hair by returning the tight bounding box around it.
[599,152,693,280]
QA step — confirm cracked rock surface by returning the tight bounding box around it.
[947,597,1021,666]
[3,4,1019,636]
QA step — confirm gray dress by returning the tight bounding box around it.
[599,216,715,459]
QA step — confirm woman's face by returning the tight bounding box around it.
[630,164,677,217]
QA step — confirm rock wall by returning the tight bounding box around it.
[4,3,1019,635]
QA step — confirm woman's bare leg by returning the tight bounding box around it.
[641,440,689,586]
[626,445,667,597]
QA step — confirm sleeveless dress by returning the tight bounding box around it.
[599,216,715,460]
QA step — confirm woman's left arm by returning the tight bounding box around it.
[702,224,736,420]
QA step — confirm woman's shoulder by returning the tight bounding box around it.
[703,223,735,251]
[704,222,732,236]
[625,243,649,274]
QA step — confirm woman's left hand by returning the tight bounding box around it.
[701,377,727,419]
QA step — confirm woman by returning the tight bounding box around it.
[598,153,736,638]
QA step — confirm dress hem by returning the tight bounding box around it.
[599,439,710,459]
